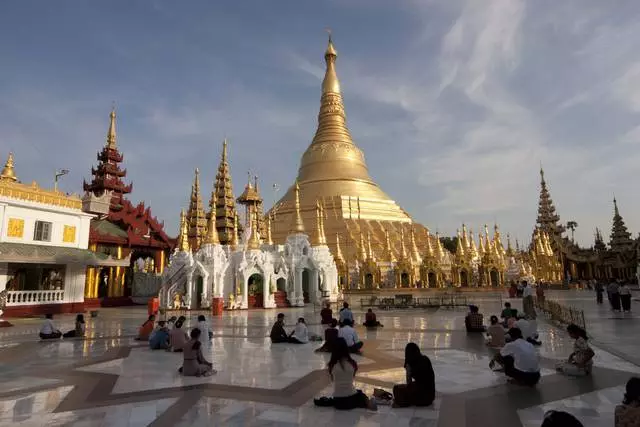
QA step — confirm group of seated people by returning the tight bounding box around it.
[39,313,85,340]
[466,303,541,346]
[314,340,435,410]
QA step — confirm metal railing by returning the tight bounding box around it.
[6,290,65,305]
[534,297,587,331]
[360,295,468,310]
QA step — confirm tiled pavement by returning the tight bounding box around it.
[0,290,637,426]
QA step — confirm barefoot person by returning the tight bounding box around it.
[556,324,594,376]
[320,303,333,325]
[465,305,486,332]
[615,377,640,427]
[491,328,541,386]
[363,309,383,328]
[288,317,309,344]
[62,314,85,338]
[136,315,155,341]
[338,319,363,353]
[316,318,339,353]
[270,313,289,343]
[392,343,436,407]
[181,328,215,377]
[39,313,62,340]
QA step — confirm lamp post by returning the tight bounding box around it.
[54,169,69,192]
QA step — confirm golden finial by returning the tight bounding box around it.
[177,210,190,252]
[291,180,305,233]
[0,152,18,182]
[247,210,261,250]
[313,201,323,245]
[359,233,367,261]
[367,231,376,262]
[106,107,117,149]
[335,233,345,263]
[461,224,469,249]
[506,233,514,256]
[469,229,479,259]
[231,213,239,248]
[478,232,486,256]
[322,29,340,94]
[384,229,396,263]
[400,228,408,260]
[435,232,444,260]
[265,213,274,245]
[410,226,421,264]
[222,138,228,162]
[203,192,220,245]
[456,229,465,257]
[424,230,434,259]
[319,201,327,244]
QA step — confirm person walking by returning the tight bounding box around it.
[595,281,604,304]
[608,280,621,312]
[619,283,632,312]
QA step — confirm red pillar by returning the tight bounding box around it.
[211,297,224,316]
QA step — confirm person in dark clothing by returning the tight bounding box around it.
[608,280,621,311]
[541,410,584,427]
[316,318,339,353]
[595,281,604,304]
[270,313,288,343]
[392,342,436,407]
[363,309,383,328]
[320,303,333,325]
[465,305,486,332]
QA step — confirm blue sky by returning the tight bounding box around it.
[1,0,639,246]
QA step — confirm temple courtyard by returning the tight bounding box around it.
[0,290,638,427]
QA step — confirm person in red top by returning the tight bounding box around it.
[136,314,155,341]
[320,303,333,325]
[363,309,383,328]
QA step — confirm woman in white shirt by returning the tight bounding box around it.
[619,283,632,312]
[313,338,377,411]
[289,318,309,344]
[39,313,62,340]
[492,328,541,386]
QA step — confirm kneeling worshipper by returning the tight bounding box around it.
[169,319,189,352]
[320,303,333,325]
[136,315,155,341]
[180,328,215,377]
[270,313,289,343]
[490,328,541,386]
[392,343,436,407]
[338,302,354,327]
[556,324,594,377]
[316,318,339,353]
[288,317,309,344]
[149,321,170,350]
[63,314,85,339]
[363,309,383,328]
[39,313,62,340]
[486,315,505,348]
[465,305,486,332]
[313,338,378,411]
[338,319,363,353]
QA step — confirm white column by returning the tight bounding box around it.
[242,275,249,309]
[310,269,319,303]
[0,263,8,292]
[295,268,304,306]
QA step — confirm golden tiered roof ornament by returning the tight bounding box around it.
[291,180,305,233]
[384,229,396,263]
[203,190,220,245]
[0,152,17,182]
[106,108,117,149]
[186,168,207,250]
[177,210,190,252]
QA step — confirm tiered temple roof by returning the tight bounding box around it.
[212,140,238,245]
[536,168,565,239]
[186,168,207,250]
[609,198,634,252]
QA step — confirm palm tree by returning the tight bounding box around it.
[566,221,578,242]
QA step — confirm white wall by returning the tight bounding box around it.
[0,197,93,249]
[64,264,87,303]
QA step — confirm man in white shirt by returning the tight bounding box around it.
[337,319,363,353]
[39,313,62,340]
[514,318,541,346]
[196,315,213,343]
[494,328,541,386]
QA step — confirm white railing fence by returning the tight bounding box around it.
[6,290,65,305]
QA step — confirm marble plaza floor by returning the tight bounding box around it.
[0,290,638,426]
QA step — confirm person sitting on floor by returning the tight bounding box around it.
[149,321,170,350]
[320,303,333,325]
[289,317,309,344]
[270,313,289,343]
[541,410,584,427]
[515,316,541,346]
[465,305,486,332]
[63,314,85,338]
[338,319,363,353]
[313,338,377,411]
[197,315,213,342]
[339,302,354,326]
[169,319,189,352]
[316,318,339,353]
[136,314,155,341]
[167,316,177,328]
[39,313,62,340]
[500,302,517,326]
[490,328,541,386]
[392,342,436,407]
[179,328,215,377]
[556,324,594,377]
[363,309,383,328]
[486,315,505,348]
[615,377,640,427]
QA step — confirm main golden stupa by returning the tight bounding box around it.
[269,36,432,263]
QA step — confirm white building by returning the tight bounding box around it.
[159,183,340,311]
[0,153,125,317]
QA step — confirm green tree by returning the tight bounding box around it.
[439,236,458,253]
[566,221,578,242]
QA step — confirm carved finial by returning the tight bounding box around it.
[0,152,18,182]
[177,210,190,252]
[106,107,117,149]
[291,180,305,233]
[203,191,220,245]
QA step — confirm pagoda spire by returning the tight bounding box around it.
[506,233,514,256]
[312,201,324,245]
[424,230,435,259]
[231,213,239,248]
[213,139,238,245]
[265,213,274,245]
[478,232,486,256]
[177,210,190,252]
[290,180,305,233]
[400,228,409,260]
[456,229,465,258]
[358,232,368,261]
[0,152,17,182]
[319,202,327,244]
[384,229,396,262]
[536,166,565,238]
[410,226,422,264]
[435,232,445,261]
[609,197,634,251]
[203,190,220,245]
[335,233,345,263]
[367,231,376,262]
[187,168,207,250]
[106,107,117,149]
[247,210,261,250]
[469,229,479,259]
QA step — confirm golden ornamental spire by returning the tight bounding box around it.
[384,229,396,263]
[335,233,345,263]
[313,201,324,245]
[484,224,492,254]
[358,233,368,261]
[469,229,479,259]
[323,31,340,95]
[231,213,239,248]
[265,213,274,245]
[187,167,207,250]
[400,228,408,260]
[461,224,470,249]
[106,108,117,149]
[435,232,445,261]
[410,226,421,264]
[478,232,486,256]
[319,202,327,245]
[0,152,18,182]
[367,231,376,262]
[247,210,261,250]
[177,210,190,252]
[456,229,465,258]
[291,180,305,233]
[506,233,514,256]
[424,230,434,259]
[203,191,220,245]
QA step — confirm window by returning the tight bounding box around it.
[33,221,52,242]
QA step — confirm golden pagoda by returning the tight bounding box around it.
[268,35,436,267]
[1,153,18,182]
[212,139,238,245]
[186,168,207,250]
